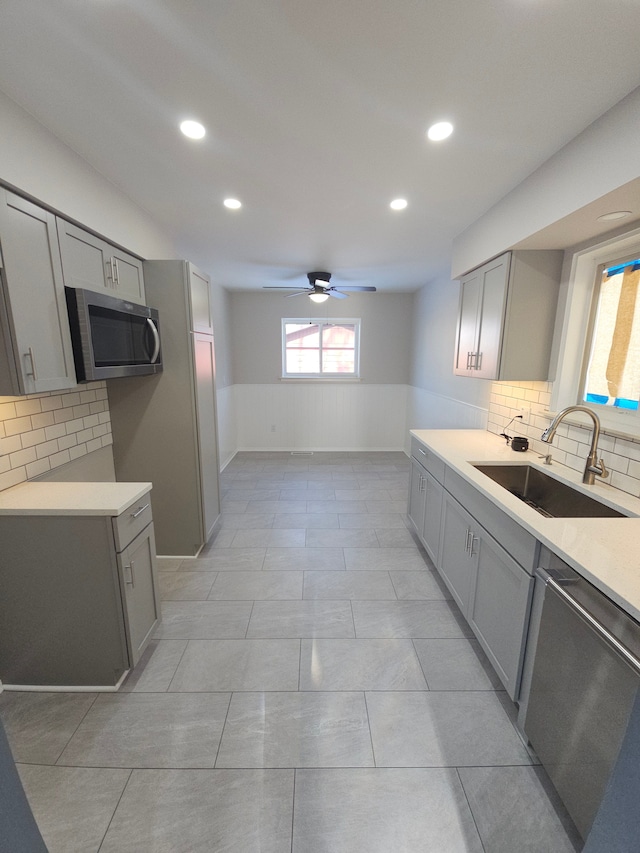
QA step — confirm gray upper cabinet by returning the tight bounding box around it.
[57,219,145,304]
[0,190,77,394]
[453,250,563,381]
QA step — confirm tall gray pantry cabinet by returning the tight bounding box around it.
[108,261,221,556]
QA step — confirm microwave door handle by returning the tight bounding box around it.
[146,318,161,364]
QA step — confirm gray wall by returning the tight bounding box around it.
[230,291,413,385]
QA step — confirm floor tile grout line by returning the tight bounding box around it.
[455,766,489,853]
[165,639,191,693]
[95,768,133,853]
[52,692,101,767]
[213,692,234,769]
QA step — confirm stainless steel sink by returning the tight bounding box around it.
[472,464,626,518]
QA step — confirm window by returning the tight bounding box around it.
[582,255,640,412]
[551,225,640,437]
[282,318,360,378]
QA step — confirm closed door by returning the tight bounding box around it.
[454,270,481,374]
[119,524,160,666]
[189,264,214,334]
[421,471,443,566]
[438,494,477,613]
[110,247,145,303]
[468,533,532,697]
[0,191,76,393]
[57,219,111,291]
[193,333,221,541]
[474,254,509,379]
[408,459,426,532]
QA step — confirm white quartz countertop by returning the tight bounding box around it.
[0,481,152,516]
[411,429,640,622]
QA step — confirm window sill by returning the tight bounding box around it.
[279,377,361,383]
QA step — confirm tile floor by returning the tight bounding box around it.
[0,451,582,852]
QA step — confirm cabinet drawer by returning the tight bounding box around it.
[444,468,537,571]
[112,493,153,552]
[410,437,445,483]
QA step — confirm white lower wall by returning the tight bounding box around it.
[220,382,489,461]
[216,384,237,470]
[234,383,408,452]
[405,386,489,452]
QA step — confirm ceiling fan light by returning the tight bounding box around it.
[309,292,329,303]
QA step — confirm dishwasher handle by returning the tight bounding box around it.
[537,567,640,678]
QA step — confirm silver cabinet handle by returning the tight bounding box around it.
[418,447,427,457]
[112,257,120,286]
[470,535,479,557]
[464,529,473,554]
[106,258,115,286]
[130,503,150,519]
[25,346,37,380]
[125,560,136,587]
[475,352,482,371]
[146,318,161,364]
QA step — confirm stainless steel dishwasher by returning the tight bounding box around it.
[523,550,640,842]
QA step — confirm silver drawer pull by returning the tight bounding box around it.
[25,346,38,380]
[418,447,426,456]
[130,503,150,519]
[125,560,135,587]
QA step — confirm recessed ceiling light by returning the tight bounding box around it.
[427,121,453,142]
[390,198,408,211]
[597,210,632,222]
[179,120,206,140]
[223,198,242,210]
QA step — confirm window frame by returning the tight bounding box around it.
[281,317,361,380]
[551,224,640,437]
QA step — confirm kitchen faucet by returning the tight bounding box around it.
[541,406,608,485]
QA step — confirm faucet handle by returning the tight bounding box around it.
[538,454,552,465]
[596,458,609,479]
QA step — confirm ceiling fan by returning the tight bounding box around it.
[263,271,376,302]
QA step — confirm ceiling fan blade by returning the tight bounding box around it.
[285,290,312,297]
[263,286,309,290]
[332,286,377,292]
[328,289,348,299]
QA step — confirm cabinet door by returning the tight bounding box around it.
[193,333,221,541]
[421,470,443,567]
[438,493,477,614]
[119,523,160,666]
[469,532,533,699]
[57,220,145,304]
[110,246,145,303]
[453,269,481,375]
[57,219,111,291]
[0,191,77,394]
[474,254,509,379]
[188,263,214,334]
[408,458,427,534]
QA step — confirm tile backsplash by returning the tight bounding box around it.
[0,381,112,491]
[488,380,640,498]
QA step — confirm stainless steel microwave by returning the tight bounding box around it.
[65,287,163,382]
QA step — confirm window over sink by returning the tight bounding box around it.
[551,225,640,438]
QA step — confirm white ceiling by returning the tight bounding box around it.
[0,0,639,292]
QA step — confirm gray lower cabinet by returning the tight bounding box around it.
[408,438,445,565]
[0,495,160,687]
[0,190,77,394]
[438,490,533,698]
[57,218,145,304]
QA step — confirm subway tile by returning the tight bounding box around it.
[4,415,33,436]
[26,458,51,479]
[36,438,60,459]
[0,434,22,455]
[9,446,37,468]
[69,443,88,460]
[49,449,72,469]
[0,401,18,420]
[53,408,76,424]
[0,466,26,489]
[15,398,42,417]
[61,392,81,408]
[44,423,67,441]
[39,395,62,412]
[86,437,103,454]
